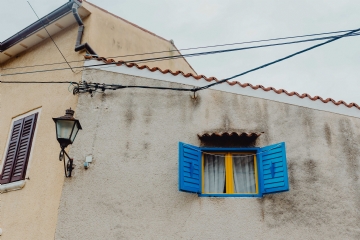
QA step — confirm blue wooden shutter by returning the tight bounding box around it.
[178,142,201,193]
[258,142,289,195]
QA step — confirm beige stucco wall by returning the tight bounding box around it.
[56,69,360,239]
[82,1,196,74]
[0,23,83,240]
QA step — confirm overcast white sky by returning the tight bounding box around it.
[1,0,360,104]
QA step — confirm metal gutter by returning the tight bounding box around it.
[0,0,74,52]
[72,2,97,56]
[0,0,97,56]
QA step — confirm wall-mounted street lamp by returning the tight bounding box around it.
[53,108,82,177]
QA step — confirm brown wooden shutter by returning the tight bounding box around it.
[0,113,38,184]
[0,119,24,184]
[10,113,38,182]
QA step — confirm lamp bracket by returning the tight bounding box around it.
[59,147,74,177]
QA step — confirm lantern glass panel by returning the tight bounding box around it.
[56,120,75,140]
[70,123,79,142]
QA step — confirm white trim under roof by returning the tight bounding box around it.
[0,7,90,64]
[84,60,360,118]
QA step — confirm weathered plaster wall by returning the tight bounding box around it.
[82,1,196,74]
[0,23,83,240]
[0,2,197,239]
[56,69,360,239]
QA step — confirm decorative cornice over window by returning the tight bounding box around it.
[198,131,263,147]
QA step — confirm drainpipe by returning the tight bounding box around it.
[72,2,97,56]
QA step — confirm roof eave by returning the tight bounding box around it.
[0,0,78,52]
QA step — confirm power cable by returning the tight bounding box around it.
[27,1,75,73]
[194,27,360,91]
[73,28,360,95]
[1,27,359,98]
[1,28,358,71]
[2,31,360,77]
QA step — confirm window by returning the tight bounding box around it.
[0,113,38,184]
[178,142,289,197]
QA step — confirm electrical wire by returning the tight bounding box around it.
[2,31,360,77]
[1,28,359,97]
[27,1,75,73]
[0,81,72,83]
[72,28,360,94]
[1,28,359,71]
[194,27,360,91]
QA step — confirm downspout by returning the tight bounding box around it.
[72,2,97,56]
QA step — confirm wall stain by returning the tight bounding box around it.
[324,123,332,145]
[191,94,200,108]
[339,119,359,182]
[288,161,297,189]
[254,100,270,145]
[339,118,360,239]
[257,155,330,229]
[143,142,150,150]
[143,107,152,124]
[125,109,134,126]
[223,115,230,131]
[304,158,318,184]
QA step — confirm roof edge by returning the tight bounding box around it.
[170,41,197,75]
[0,0,78,52]
[84,56,360,111]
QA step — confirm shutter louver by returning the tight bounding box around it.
[258,142,289,195]
[178,142,201,193]
[0,113,38,184]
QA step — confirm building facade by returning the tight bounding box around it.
[0,1,194,239]
[54,59,360,239]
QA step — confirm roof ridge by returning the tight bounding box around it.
[84,56,360,111]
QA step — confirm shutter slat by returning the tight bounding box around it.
[264,182,285,189]
[182,162,200,169]
[10,113,38,182]
[183,168,200,174]
[263,167,284,175]
[183,172,200,178]
[183,152,200,161]
[263,162,283,170]
[264,172,284,180]
[264,176,285,184]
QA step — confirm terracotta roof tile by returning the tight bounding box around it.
[84,56,360,111]
[198,132,262,138]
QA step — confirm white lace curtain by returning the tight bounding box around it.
[204,155,225,193]
[233,155,256,193]
[203,154,256,194]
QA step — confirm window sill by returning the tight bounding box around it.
[0,180,26,193]
[198,193,263,198]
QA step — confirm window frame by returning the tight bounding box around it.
[198,147,263,198]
